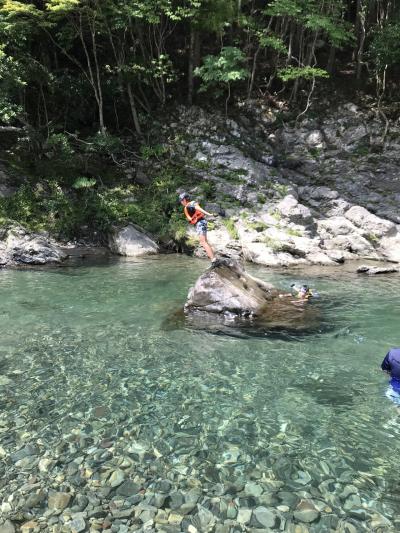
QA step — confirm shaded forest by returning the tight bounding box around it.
[1,0,399,138]
[0,1,399,242]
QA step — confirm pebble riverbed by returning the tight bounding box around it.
[1,256,400,533]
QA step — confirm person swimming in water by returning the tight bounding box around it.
[278,283,317,303]
[291,284,314,300]
[381,347,400,404]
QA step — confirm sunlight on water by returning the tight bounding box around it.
[1,255,399,531]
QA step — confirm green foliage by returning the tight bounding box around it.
[0,179,141,238]
[223,217,239,240]
[72,177,96,190]
[200,180,216,200]
[266,0,353,48]
[192,159,211,171]
[364,232,379,244]
[149,54,177,83]
[370,22,400,71]
[271,209,282,221]
[278,66,329,82]
[140,144,167,160]
[258,33,287,54]
[352,144,369,157]
[308,146,321,158]
[0,155,188,241]
[85,133,124,156]
[46,0,80,13]
[218,168,248,183]
[305,13,354,48]
[263,235,291,253]
[45,133,75,159]
[167,210,188,242]
[125,165,189,240]
[257,193,266,204]
[191,0,237,33]
[246,220,268,232]
[272,183,289,197]
[286,227,302,237]
[194,47,248,92]
[0,46,26,123]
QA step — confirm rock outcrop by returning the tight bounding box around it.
[357,265,399,275]
[168,105,400,267]
[0,224,66,267]
[184,258,322,333]
[108,224,159,257]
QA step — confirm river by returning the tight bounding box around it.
[1,255,399,531]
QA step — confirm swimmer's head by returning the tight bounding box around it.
[299,285,311,298]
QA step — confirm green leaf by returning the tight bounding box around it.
[277,66,329,82]
[72,177,97,190]
[194,46,248,90]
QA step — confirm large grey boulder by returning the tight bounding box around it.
[275,195,314,226]
[299,186,339,202]
[184,258,321,333]
[379,232,400,262]
[345,205,396,237]
[185,258,276,316]
[0,224,66,266]
[194,141,272,184]
[109,224,159,256]
[322,234,376,257]
[317,217,358,238]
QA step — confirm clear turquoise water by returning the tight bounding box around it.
[1,255,400,529]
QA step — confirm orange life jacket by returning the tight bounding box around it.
[184,202,204,225]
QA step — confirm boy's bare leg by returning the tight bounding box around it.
[199,235,215,260]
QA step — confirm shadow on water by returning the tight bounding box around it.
[162,300,335,340]
[289,379,361,408]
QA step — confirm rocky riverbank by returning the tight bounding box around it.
[166,102,400,267]
[1,101,400,270]
[0,223,158,268]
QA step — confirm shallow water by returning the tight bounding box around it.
[1,255,400,531]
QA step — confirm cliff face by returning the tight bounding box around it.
[170,102,400,266]
[1,101,400,268]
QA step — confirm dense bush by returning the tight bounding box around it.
[0,161,189,244]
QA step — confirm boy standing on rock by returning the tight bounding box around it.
[179,192,216,261]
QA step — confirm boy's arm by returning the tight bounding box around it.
[196,204,215,217]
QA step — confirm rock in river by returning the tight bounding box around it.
[184,258,322,334]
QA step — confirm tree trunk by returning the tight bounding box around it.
[247,45,261,100]
[326,45,336,74]
[188,25,196,105]
[127,83,142,136]
[355,0,366,79]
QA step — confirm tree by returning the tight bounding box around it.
[194,46,248,114]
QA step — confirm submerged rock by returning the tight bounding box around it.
[184,258,322,334]
[47,491,71,510]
